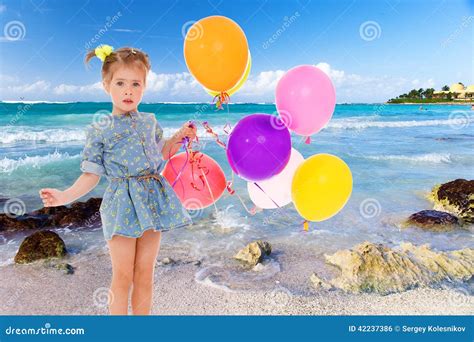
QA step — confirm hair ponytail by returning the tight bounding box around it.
[84,46,151,83]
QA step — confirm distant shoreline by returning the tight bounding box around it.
[385,102,474,105]
[1,101,474,106]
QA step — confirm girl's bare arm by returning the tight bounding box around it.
[39,172,101,207]
[161,133,184,160]
[161,123,197,160]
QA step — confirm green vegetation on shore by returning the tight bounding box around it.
[388,82,474,104]
[388,97,452,104]
[388,87,448,103]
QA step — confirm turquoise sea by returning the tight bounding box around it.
[0,102,473,290]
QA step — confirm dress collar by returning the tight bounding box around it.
[113,110,139,118]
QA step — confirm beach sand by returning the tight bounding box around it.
[0,242,472,316]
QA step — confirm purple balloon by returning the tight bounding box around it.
[226,113,291,181]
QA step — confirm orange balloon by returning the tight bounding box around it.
[162,152,226,209]
[183,16,249,92]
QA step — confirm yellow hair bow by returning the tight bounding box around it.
[95,44,114,62]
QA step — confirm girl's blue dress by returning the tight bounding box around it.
[80,110,193,241]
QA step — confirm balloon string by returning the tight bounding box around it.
[201,121,227,149]
[212,91,230,110]
[169,137,190,195]
[303,220,309,231]
[253,181,297,224]
[168,122,197,192]
[224,102,232,135]
[223,123,232,135]
[200,168,219,217]
[252,182,282,209]
[226,171,262,215]
[189,150,209,191]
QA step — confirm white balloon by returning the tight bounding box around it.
[247,148,305,209]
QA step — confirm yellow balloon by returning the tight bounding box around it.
[206,50,251,97]
[291,154,352,222]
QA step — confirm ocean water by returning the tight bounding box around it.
[0,102,473,291]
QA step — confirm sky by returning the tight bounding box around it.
[0,0,473,103]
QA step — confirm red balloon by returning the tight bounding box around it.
[162,152,226,210]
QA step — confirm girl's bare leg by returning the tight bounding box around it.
[107,235,137,315]
[131,229,162,315]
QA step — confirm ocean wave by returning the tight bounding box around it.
[328,117,473,130]
[0,128,86,144]
[3,117,470,145]
[0,150,81,173]
[0,125,229,144]
[360,153,453,164]
[0,100,76,104]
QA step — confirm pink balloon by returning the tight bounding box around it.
[275,65,336,136]
[162,152,226,210]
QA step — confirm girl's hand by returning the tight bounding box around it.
[39,188,67,207]
[177,121,197,141]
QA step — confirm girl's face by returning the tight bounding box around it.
[104,65,146,114]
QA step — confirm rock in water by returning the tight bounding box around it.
[429,179,474,224]
[234,240,272,266]
[14,230,67,264]
[0,197,102,233]
[324,242,473,295]
[406,210,459,230]
[400,243,473,281]
[325,242,429,294]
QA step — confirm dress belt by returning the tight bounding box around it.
[110,173,164,183]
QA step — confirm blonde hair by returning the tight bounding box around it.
[85,47,151,84]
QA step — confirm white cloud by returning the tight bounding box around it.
[314,62,437,103]
[53,81,102,95]
[113,28,142,33]
[7,80,51,93]
[236,70,285,99]
[315,62,346,85]
[0,65,438,103]
[146,70,201,94]
[411,78,435,88]
[145,69,285,103]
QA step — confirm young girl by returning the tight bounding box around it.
[39,45,196,315]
